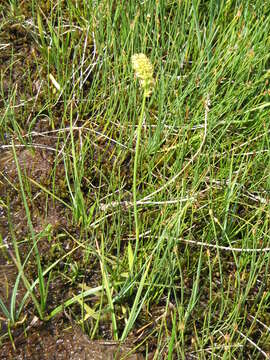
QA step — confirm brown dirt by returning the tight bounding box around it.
[0,318,146,360]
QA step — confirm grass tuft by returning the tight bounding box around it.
[1,1,270,357]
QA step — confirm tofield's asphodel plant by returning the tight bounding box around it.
[131,53,154,97]
[131,54,154,268]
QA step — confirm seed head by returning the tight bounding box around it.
[131,53,154,97]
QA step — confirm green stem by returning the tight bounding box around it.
[12,142,45,319]
[133,92,147,269]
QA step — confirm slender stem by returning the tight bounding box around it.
[12,142,45,319]
[133,92,147,268]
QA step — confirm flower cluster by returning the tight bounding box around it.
[131,53,154,97]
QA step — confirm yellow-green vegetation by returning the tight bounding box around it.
[1,1,270,358]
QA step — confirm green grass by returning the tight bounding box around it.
[1,0,270,358]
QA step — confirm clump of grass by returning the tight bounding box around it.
[1,1,270,358]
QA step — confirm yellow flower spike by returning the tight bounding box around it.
[131,53,154,97]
